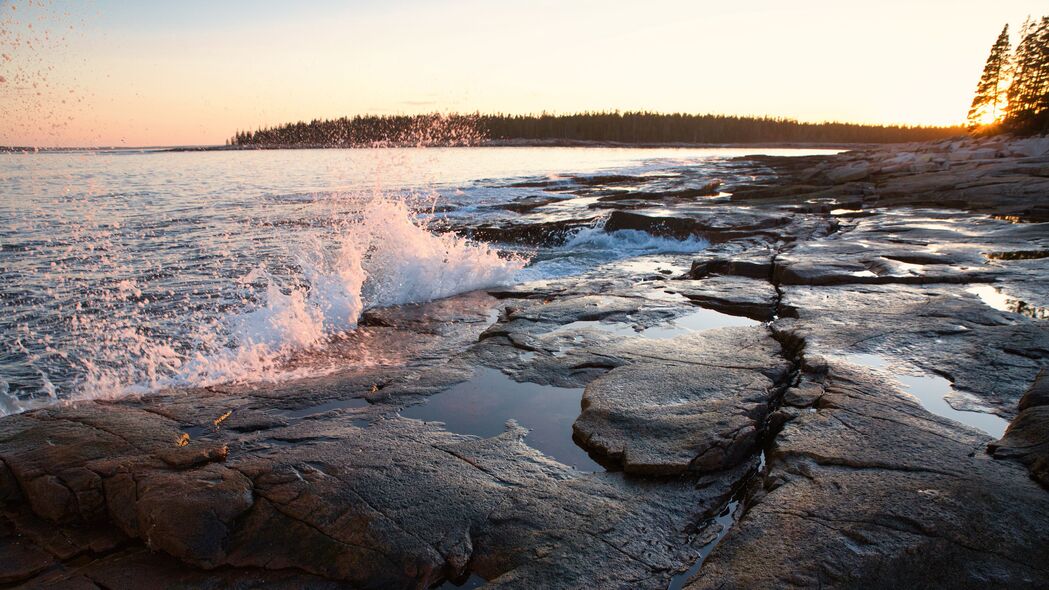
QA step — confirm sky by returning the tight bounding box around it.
[0,0,1045,147]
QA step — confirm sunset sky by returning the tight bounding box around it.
[1,0,1045,147]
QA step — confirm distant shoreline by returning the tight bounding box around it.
[2,139,898,154]
[167,139,880,152]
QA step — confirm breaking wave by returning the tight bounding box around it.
[2,148,725,415]
[0,195,527,414]
[163,196,526,389]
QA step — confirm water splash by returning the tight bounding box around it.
[1,187,526,413]
[172,195,526,388]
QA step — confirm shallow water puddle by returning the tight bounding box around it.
[552,306,758,341]
[612,257,693,276]
[967,284,1013,312]
[401,367,601,471]
[550,319,641,338]
[845,354,1008,438]
[896,373,1008,438]
[637,307,758,338]
[967,284,1047,320]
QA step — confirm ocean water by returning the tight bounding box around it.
[0,146,836,413]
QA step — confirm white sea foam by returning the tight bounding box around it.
[157,195,527,389]
[519,225,708,280]
[0,187,715,416]
[561,226,708,254]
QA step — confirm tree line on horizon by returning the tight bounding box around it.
[227,112,964,148]
[969,15,1049,134]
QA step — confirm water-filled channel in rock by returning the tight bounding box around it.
[401,367,602,471]
[637,306,760,338]
[968,284,1048,320]
[283,397,370,419]
[666,499,743,590]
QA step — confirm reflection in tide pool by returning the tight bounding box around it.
[667,499,743,590]
[553,306,759,340]
[968,284,1014,312]
[845,353,1008,438]
[967,284,1047,320]
[638,307,759,339]
[400,367,601,471]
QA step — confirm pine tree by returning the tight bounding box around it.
[968,25,1011,129]
[1004,17,1049,135]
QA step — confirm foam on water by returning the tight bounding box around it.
[185,216,706,388]
[0,187,528,413]
[124,196,528,393]
[1,196,713,412]
[562,226,708,254]
[520,226,708,280]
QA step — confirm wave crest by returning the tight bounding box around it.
[86,195,527,395]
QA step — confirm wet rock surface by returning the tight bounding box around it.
[685,363,1049,589]
[572,327,791,475]
[990,369,1049,488]
[2,138,1048,588]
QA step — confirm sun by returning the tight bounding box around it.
[971,94,1010,128]
[973,108,1002,127]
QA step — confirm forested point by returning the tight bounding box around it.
[968,15,1049,135]
[230,14,1049,150]
[226,113,964,148]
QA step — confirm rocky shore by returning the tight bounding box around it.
[2,136,1048,588]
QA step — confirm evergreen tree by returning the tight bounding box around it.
[968,25,1012,129]
[220,112,963,148]
[1003,17,1049,135]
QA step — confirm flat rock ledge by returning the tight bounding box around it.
[0,401,751,589]
[573,327,792,475]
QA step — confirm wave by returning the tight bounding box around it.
[73,196,527,399]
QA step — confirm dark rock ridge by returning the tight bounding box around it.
[990,369,1049,488]
[1,137,1048,588]
[467,218,597,247]
[603,209,792,243]
[684,361,1049,589]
